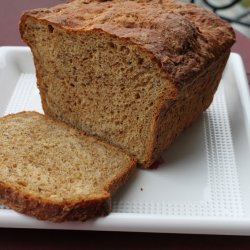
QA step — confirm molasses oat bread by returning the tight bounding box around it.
[0,112,136,222]
[20,0,235,167]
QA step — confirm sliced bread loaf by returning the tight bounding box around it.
[0,111,136,222]
[20,0,235,167]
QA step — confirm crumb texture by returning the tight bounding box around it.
[22,18,175,165]
[0,112,134,206]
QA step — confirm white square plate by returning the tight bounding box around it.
[0,47,250,235]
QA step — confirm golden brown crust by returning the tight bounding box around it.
[20,0,235,87]
[0,181,111,222]
[143,50,231,167]
[0,111,136,222]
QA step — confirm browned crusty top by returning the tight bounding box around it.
[22,0,235,86]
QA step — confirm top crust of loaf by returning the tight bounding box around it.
[20,0,235,87]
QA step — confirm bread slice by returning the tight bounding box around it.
[20,0,235,167]
[0,111,136,222]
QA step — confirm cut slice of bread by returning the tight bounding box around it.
[0,111,136,222]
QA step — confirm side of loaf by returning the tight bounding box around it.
[20,0,235,167]
[0,111,136,222]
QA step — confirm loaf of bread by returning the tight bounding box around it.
[20,0,235,167]
[0,112,136,222]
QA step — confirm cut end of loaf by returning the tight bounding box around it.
[20,14,177,167]
[0,112,136,222]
